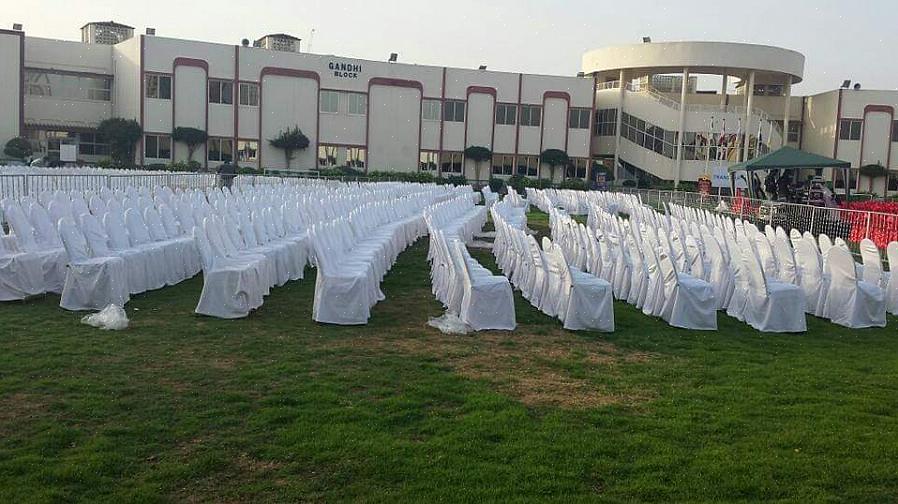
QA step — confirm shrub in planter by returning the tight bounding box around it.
[445,175,468,186]
[488,177,506,194]
[559,178,587,191]
[4,137,33,160]
[507,174,527,193]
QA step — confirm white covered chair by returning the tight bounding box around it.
[794,237,827,317]
[0,228,45,301]
[741,245,807,332]
[859,238,886,289]
[450,239,515,331]
[823,246,887,328]
[3,200,66,294]
[193,223,265,319]
[57,216,130,311]
[886,242,898,316]
[545,239,614,332]
[657,245,717,330]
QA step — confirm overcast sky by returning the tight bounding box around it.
[6,0,896,94]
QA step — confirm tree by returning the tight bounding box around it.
[4,137,33,160]
[540,149,569,182]
[97,118,142,167]
[463,146,492,183]
[268,126,310,170]
[172,127,208,164]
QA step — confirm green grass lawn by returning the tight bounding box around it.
[1,210,897,502]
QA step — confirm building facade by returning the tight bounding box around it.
[0,25,895,194]
[0,25,593,183]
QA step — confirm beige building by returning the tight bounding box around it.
[0,25,895,194]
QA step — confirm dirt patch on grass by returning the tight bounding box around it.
[315,328,654,409]
[0,392,49,432]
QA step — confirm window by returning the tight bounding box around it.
[440,151,464,173]
[594,108,617,136]
[146,74,171,99]
[208,80,233,105]
[207,138,233,162]
[566,158,588,179]
[144,134,171,159]
[568,108,591,129]
[78,132,108,156]
[24,70,112,101]
[892,121,898,142]
[237,140,258,162]
[788,121,801,143]
[839,119,862,141]
[239,83,259,106]
[318,145,339,167]
[443,100,466,122]
[347,147,366,169]
[491,154,515,176]
[347,93,367,115]
[517,155,539,177]
[520,105,541,127]
[420,151,439,171]
[320,90,339,113]
[422,100,442,121]
[495,104,517,125]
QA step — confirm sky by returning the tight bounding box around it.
[5,0,897,94]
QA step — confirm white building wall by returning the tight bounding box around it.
[112,37,141,122]
[465,92,493,149]
[367,84,421,171]
[0,32,22,149]
[801,91,839,159]
[259,75,318,170]
[542,97,568,152]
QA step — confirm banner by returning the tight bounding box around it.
[711,162,747,189]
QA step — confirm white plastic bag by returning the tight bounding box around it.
[81,304,129,331]
[427,312,471,334]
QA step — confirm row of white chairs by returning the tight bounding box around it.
[424,196,515,331]
[492,201,614,332]
[665,202,894,328]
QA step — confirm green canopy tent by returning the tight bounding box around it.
[727,146,852,201]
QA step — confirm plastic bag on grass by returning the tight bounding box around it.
[427,312,471,335]
[81,304,129,331]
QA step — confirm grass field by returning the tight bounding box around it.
[1,210,897,502]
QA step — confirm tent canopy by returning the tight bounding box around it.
[727,146,851,174]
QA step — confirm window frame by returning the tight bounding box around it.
[495,103,517,126]
[145,74,172,100]
[520,105,542,127]
[144,134,172,159]
[443,100,466,122]
[422,100,442,121]
[208,79,234,105]
[420,151,439,172]
[346,146,367,168]
[568,108,591,129]
[236,140,258,162]
[440,151,464,173]
[516,155,539,177]
[318,144,339,168]
[207,137,234,162]
[347,93,367,115]
[839,119,862,141]
[320,90,340,114]
[238,82,260,106]
[491,154,515,176]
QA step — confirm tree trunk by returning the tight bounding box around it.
[284,149,292,170]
